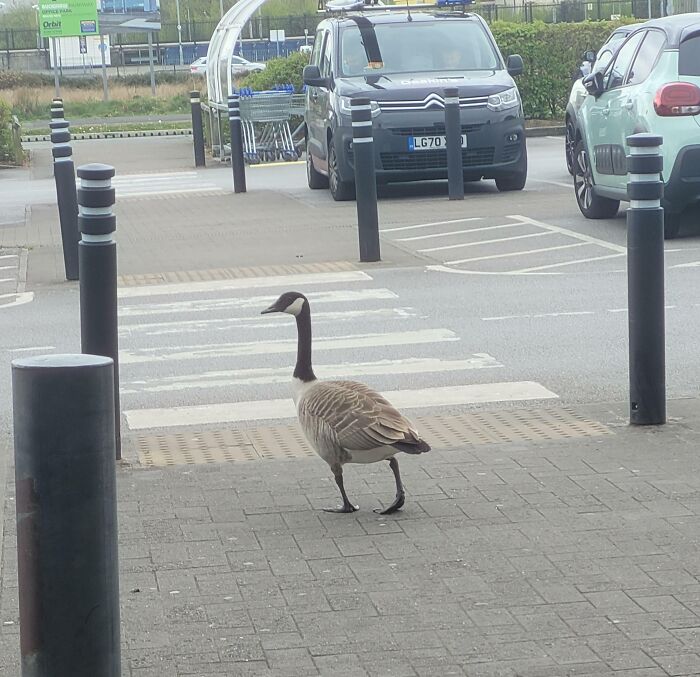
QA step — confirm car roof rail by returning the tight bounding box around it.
[317,0,474,16]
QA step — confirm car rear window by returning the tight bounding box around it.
[339,20,499,77]
[679,34,700,76]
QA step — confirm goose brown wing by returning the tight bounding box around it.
[297,380,422,451]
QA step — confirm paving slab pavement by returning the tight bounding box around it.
[3,400,700,676]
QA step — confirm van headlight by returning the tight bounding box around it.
[338,96,381,117]
[487,87,519,112]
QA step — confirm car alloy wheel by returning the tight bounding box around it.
[565,120,576,176]
[574,144,593,211]
[573,139,619,219]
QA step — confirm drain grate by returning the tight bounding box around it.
[134,408,612,467]
[118,261,357,287]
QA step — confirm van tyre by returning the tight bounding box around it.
[307,139,328,189]
[573,140,620,219]
[495,170,526,192]
[664,212,682,239]
[328,138,355,202]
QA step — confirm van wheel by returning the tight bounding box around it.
[664,212,682,239]
[495,171,526,192]
[328,138,355,202]
[307,139,328,189]
[573,140,619,219]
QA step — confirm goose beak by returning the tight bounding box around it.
[261,302,281,315]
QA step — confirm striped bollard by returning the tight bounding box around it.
[444,87,464,201]
[227,94,247,193]
[77,164,122,458]
[626,133,665,425]
[49,118,79,280]
[351,98,380,263]
[190,90,206,168]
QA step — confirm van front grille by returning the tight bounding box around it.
[380,147,495,171]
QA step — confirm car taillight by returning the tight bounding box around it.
[654,82,700,116]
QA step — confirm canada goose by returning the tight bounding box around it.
[262,291,431,514]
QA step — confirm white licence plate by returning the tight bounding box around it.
[408,134,467,151]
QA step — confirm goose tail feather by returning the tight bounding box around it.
[392,439,431,455]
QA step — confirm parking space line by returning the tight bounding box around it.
[512,215,626,253]
[396,221,525,242]
[382,217,482,233]
[445,242,587,266]
[527,178,572,189]
[419,230,552,254]
[512,252,625,274]
[0,255,18,261]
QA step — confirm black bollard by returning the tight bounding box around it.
[351,98,380,263]
[49,118,79,281]
[444,87,464,201]
[626,133,665,425]
[227,93,247,194]
[12,354,120,677]
[190,90,206,168]
[77,163,122,458]
[50,99,64,122]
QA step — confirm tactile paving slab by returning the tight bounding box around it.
[134,407,612,467]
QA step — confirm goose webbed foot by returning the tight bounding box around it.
[374,457,405,515]
[324,502,359,514]
[325,464,358,514]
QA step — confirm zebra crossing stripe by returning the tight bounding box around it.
[124,381,559,430]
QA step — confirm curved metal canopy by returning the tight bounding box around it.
[206,0,269,105]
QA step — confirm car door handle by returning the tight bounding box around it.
[623,100,634,110]
[602,107,610,116]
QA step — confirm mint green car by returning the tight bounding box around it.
[573,14,700,238]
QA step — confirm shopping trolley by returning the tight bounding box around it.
[239,88,298,163]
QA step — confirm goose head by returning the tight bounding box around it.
[261,291,308,317]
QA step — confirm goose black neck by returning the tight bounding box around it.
[294,303,316,382]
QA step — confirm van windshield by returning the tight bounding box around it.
[339,20,500,77]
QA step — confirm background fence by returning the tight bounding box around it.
[2,0,699,66]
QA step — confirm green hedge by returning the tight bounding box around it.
[0,99,23,165]
[241,51,311,92]
[490,20,633,118]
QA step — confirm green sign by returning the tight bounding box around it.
[39,0,99,39]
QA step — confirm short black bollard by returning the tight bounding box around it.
[49,118,79,281]
[12,354,121,677]
[626,133,666,425]
[227,93,247,194]
[77,163,122,458]
[444,87,464,201]
[50,99,64,122]
[190,90,206,168]
[351,98,380,262]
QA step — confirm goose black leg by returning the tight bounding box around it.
[375,457,405,515]
[324,464,358,513]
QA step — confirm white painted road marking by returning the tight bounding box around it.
[120,287,398,317]
[0,292,34,309]
[124,381,559,429]
[120,328,459,365]
[419,231,552,254]
[122,354,503,394]
[381,217,482,233]
[396,221,526,242]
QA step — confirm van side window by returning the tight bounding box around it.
[320,30,334,79]
[310,29,325,67]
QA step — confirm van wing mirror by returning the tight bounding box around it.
[506,54,524,77]
[583,50,597,63]
[303,64,328,88]
[583,71,605,96]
